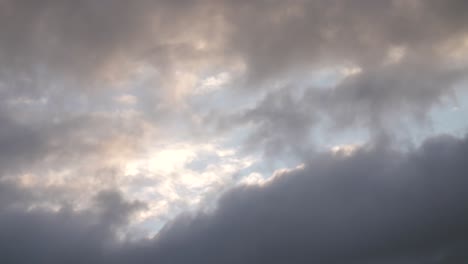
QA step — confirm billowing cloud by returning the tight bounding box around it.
[139,134,468,264]
[1,134,468,263]
[0,189,144,263]
[1,0,468,263]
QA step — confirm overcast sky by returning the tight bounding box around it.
[1,0,468,263]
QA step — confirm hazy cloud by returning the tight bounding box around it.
[1,1,468,263]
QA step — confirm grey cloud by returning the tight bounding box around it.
[0,1,468,263]
[0,110,45,178]
[3,0,467,90]
[311,60,467,135]
[189,0,468,158]
[0,0,218,98]
[0,109,146,178]
[0,182,31,210]
[138,133,468,264]
[223,0,468,84]
[212,58,467,157]
[0,189,144,264]
[0,134,468,263]
[0,105,153,216]
[2,0,467,145]
[234,87,317,158]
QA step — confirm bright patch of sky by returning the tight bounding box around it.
[119,140,258,235]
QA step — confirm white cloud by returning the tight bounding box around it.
[330,144,361,156]
[115,94,138,105]
[119,141,257,227]
[384,46,407,65]
[194,72,232,94]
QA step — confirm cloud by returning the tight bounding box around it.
[0,189,144,264]
[138,133,468,264]
[1,133,467,263]
[222,0,468,84]
[2,0,467,156]
[0,110,46,177]
[0,0,232,102]
[3,0,467,96]
[0,1,468,263]
[193,0,468,158]
[210,57,467,158]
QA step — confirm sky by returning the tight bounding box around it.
[1,0,468,263]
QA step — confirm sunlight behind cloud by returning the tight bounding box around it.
[120,141,257,229]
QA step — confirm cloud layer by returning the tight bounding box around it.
[1,0,468,263]
[1,134,468,263]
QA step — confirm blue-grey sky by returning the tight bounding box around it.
[1,0,468,263]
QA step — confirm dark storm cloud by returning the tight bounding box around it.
[0,190,144,264]
[133,133,468,264]
[0,133,468,263]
